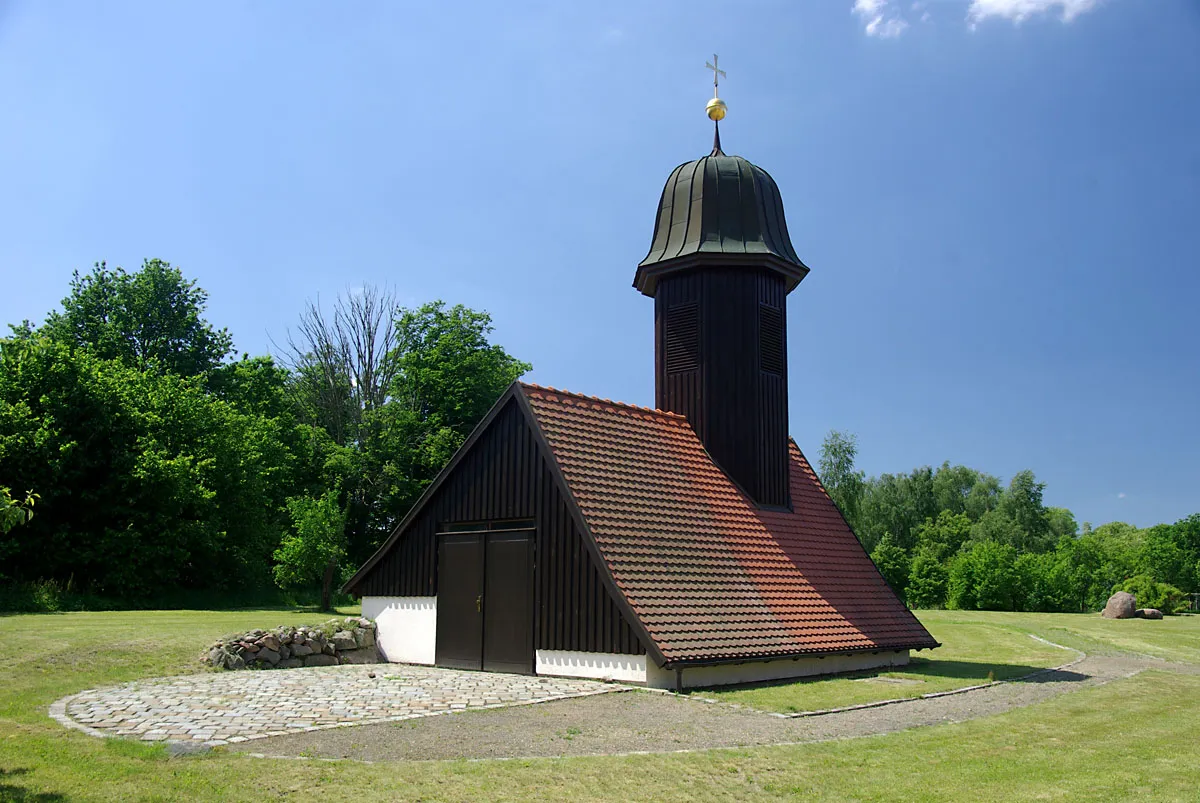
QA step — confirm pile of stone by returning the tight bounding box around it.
[204,617,379,670]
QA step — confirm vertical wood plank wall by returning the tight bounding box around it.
[655,268,790,508]
[354,399,645,656]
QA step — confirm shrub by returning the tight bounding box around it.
[906,549,948,609]
[1114,574,1188,614]
[870,533,910,601]
[948,541,1020,611]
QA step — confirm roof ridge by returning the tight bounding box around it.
[520,382,688,421]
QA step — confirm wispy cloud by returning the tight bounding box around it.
[1117,492,1127,499]
[853,0,910,38]
[851,0,1104,36]
[967,0,1101,25]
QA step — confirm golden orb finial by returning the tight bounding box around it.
[705,55,727,121]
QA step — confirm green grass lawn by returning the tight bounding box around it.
[696,612,1077,713]
[1,608,1198,802]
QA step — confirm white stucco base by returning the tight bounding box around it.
[645,650,911,690]
[535,650,649,683]
[533,648,910,689]
[361,596,437,665]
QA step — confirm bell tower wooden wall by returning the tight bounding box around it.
[654,268,790,508]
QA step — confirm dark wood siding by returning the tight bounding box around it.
[655,272,703,435]
[655,269,790,508]
[355,398,645,656]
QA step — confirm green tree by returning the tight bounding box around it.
[1173,514,1200,589]
[351,301,531,554]
[1013,551,1076,613]
[858,467,938,553]
[41,260,233,376]
[998,469,1053,552]
[1114,575,1187,614]
[948,541,1020,611]
[906,548,948,609]
[0,487,36,536]
[0,336,295,596]
[969,509,1026,551]
[391,301,532,436]
[274,490,347,611]
[818,431,865,534]
[964,473,1003,521]
[281,296,532,564]
[914,510,972,561]
[932,463,1001,521]
[869,533,910,602]
[1078,521,1145,606]
[1046,507,1078,540]
[1139,525,1191,591]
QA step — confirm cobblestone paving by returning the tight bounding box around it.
[50,665,617,747]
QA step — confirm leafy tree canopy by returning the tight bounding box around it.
[274,490,347,611]
[41,259,233,376]
[818,430,865,533]
[870,533,910,602]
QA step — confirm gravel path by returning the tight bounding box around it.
[241,654,1197,761]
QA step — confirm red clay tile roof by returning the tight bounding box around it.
[521,383,939,664]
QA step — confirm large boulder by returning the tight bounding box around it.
[1102,591,1137,619]
[1135,608,1164,620]
[304,654,338,667]
[339,648,381,665]
[332,631,358,651]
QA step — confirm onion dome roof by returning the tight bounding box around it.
[634,143,810,297]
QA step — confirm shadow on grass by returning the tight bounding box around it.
[903,657,1080,683]
[691,658,1086,696]
[0,768,68,802]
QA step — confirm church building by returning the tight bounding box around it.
[343,73,938,689]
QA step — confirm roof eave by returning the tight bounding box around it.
[662,640,942,670]
[633,251,811,298]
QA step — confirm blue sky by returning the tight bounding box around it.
[1,0,1197,528]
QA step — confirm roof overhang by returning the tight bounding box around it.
[633,252,810,298]
[661,641,942,671]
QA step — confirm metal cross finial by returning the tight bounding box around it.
[705,54,726,97]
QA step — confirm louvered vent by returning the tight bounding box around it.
[665,303,700,373]
[760,304,784,375]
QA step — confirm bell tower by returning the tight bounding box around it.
[633,60,809,508]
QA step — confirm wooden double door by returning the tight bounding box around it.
[435,529,534,674]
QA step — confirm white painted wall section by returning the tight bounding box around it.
[536,650,648,683]
[361,596,437,665]
[644,650,911,689]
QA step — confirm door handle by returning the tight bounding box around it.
[476,594,482,612]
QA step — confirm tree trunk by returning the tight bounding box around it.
[321,558,337,611]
